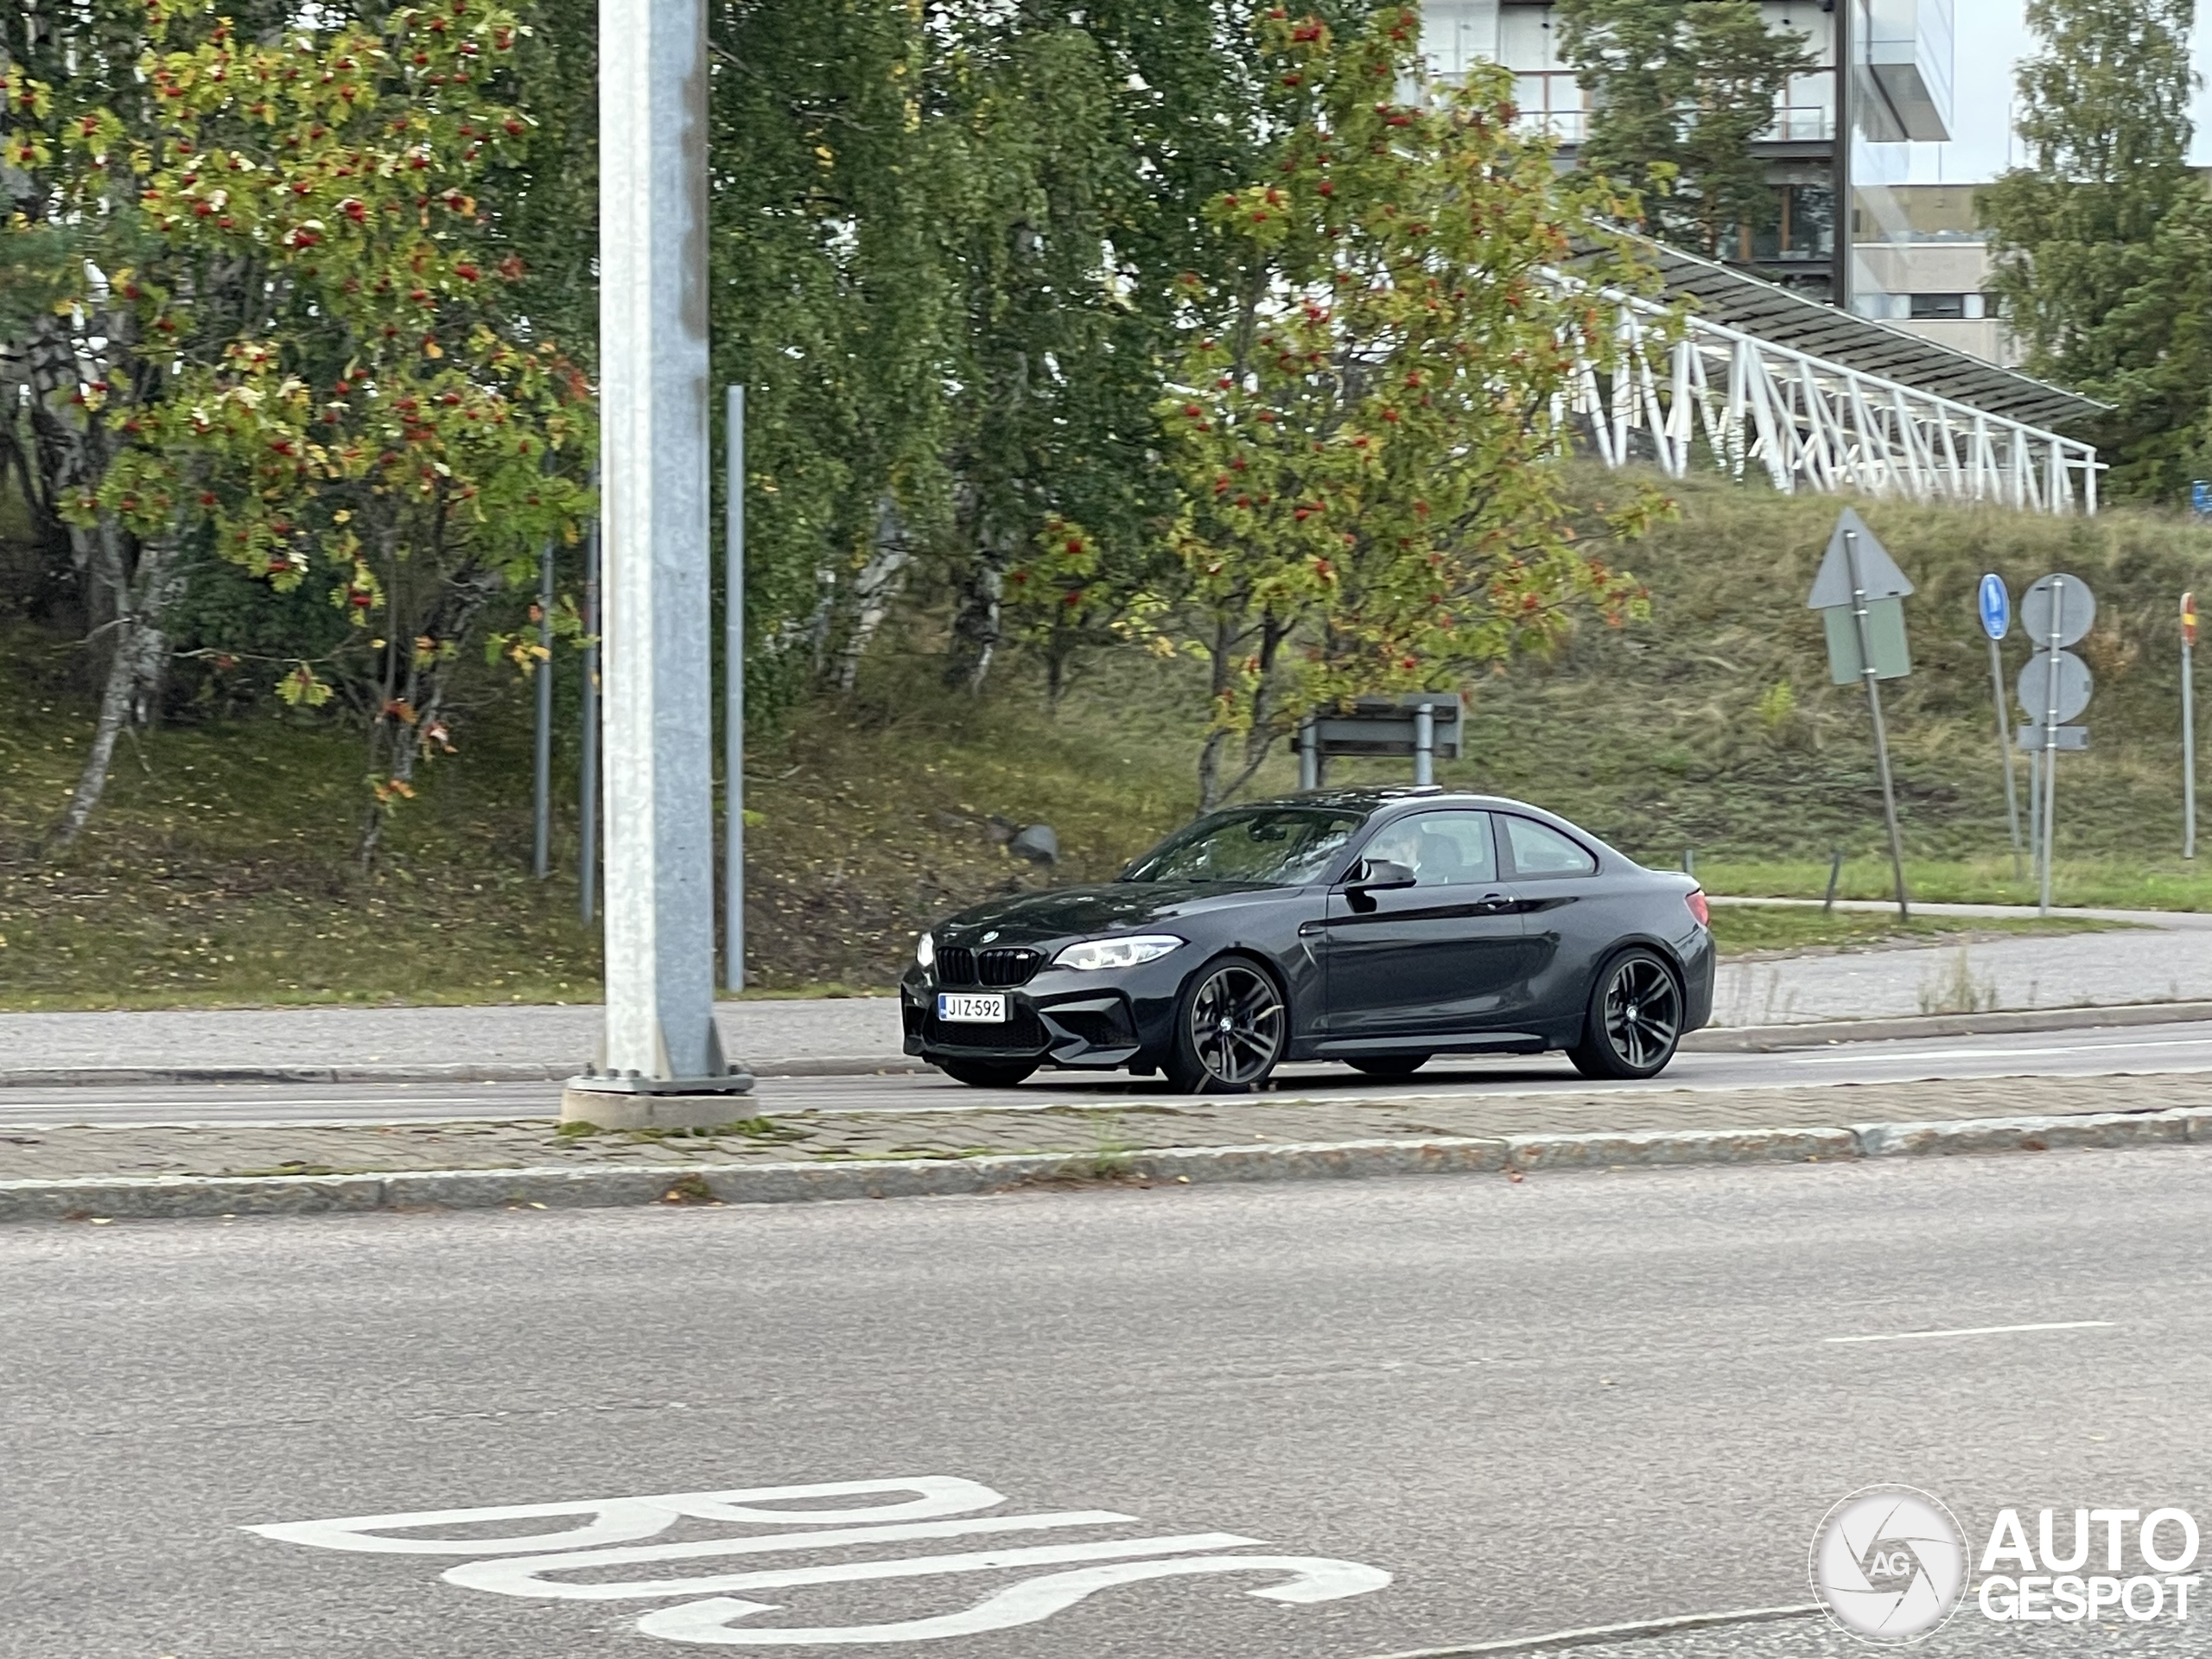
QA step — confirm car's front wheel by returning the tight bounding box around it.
[938,1058,1040,1088]
[1567,948,1683,1080]
[1164,957,1286,1094]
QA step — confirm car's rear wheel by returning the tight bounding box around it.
[1164,957,1286,1094]
[938,1058,1039,1088]
[1567,949,1683,1080]
[1347,1055,1430,1078]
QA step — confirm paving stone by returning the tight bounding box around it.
[4,1071,2209,1184]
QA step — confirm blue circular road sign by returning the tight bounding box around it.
[1978,573,2011,641]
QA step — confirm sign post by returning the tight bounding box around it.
[725,385,745,992]
[2018,573,2096,917]
[1978,574,2023,880]
[1808,508,1912,919]
[2185,592,2199,860]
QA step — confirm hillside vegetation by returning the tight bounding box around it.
[7,469,2212,1008]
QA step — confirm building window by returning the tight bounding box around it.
[1745,183,1834,264]
[1908,293,1986,321]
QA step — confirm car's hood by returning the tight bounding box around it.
[936,881,1279,945]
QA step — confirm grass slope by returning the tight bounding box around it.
[6,469,2212,1010]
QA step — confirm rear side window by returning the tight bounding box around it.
[1503,815,1597,878]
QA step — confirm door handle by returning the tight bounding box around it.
[1298,920,1324,937]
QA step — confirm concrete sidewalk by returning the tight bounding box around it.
[0,998,906,1079]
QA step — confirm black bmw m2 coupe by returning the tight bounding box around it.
[901,787,1714,1093]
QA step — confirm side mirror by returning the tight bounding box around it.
[1346,857,1417,892]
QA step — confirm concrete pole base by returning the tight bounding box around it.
[560,1078,757,1131]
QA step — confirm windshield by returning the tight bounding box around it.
[1120,807,1366,887]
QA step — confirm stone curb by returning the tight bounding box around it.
[8,1108,2212,1224]
[8,1001,2212,1090]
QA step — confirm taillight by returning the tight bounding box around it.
[1685,888,1710,927]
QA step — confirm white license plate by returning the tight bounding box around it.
[937,992,1007,1023]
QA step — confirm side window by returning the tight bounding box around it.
[1503,815,1598,878]
[1358,810,1497,887]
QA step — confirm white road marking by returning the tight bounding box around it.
[248,1478,1006,1555]
[1824,1320,2116,1344]
[251,1471,1393,1646]
[1787,1038,2212,1065]
[638,1554,1394,1646]
[443,1511,1148,1599]
[1362,1601,1823,1656]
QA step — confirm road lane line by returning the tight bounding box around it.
[1789,1038,2212,1065]
[1362,1602,1823,1656]
[1825,1320,2115,1344]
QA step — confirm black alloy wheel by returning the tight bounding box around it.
[1347,1055,1430,1078]
[1567,949,1683,1080]
[938,1058,1040,1088]
[1166,958,1287,1094]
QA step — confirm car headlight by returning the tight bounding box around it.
[1053,934,1185,971]
[915,931,935,969]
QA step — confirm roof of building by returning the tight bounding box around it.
[1633,238,2106,431]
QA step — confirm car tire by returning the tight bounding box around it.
[1163,956,1287,1095]
[937,1058,1040,1088]
[1346,1055,1430,1078]
[1566,948,1684,1080]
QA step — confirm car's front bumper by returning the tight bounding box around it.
[900,957,1191,1070]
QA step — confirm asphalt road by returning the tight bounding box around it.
[6,1148,2209,1659]
[11,1018,2212,1127]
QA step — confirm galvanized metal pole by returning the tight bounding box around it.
[1845,530,1910,919]
[1986,635,2023,880]
[2027,747,2042,870]
[1297,719,1318,791]
[563,0,747,1123]
[725,385,745,995]
[2184,592,2198,860]
[532,540,555,880]
[579,475,601,923]
[2038,580,2065,916]
[1413,702,1434,787]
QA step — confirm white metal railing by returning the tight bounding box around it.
[1501,72,1835,145]
[1554,287,2101,513]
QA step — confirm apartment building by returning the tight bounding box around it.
[1422,0,1968,337]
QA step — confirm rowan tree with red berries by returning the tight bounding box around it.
[1094,5,1666,808]
[5,0,588,854]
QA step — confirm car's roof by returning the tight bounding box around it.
[1241,786,1554,817]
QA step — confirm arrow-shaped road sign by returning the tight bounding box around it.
[1806,507,1915,610]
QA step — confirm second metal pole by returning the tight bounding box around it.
[532,540,555,880]
[1987,635,2023,880]
[579,474,601,923]
[1845,530,1910,919]
[2038,581,2065,915]
[725,385,745,995]
[2184,595,2197,860]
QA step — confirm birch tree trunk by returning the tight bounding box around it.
[48,522,185,852]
